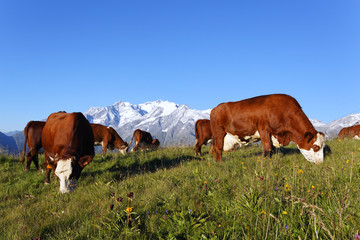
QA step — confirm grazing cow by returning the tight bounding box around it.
[41,112,95,193]
[337,124,360,139]
[128,129,160,152]
[20,121,46,171]
[210,94,326,164]
[91,123,129,156]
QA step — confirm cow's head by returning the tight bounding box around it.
[115,141,129,155]
[297,132,326,164]
[49,155,92,193]
[151,139,160,149]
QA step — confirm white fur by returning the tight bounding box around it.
[271,136,281,148]
[223,133,243,151]
[243,130,260,140]
[55,158,77,193]
[297,133,325,164]
[223,131,261,151]
[94,141,104,147]
[119,149,127,155]
[354,135,360,140]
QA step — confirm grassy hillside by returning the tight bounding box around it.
[1,139,360,239]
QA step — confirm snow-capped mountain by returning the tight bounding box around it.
[84,100,211,146]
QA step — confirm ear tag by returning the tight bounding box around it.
[46,164,53,169]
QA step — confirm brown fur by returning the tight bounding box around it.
[41,112,94,184]
[20,121,46,171]
[194,119,212,156]
[91,123,128,156]
[129,129,160,151]
[337,124,360,139]
[210,94,324,162]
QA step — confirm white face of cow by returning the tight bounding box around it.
[119,148,127,155]
[55,158,77,193]
[297,133,326,164]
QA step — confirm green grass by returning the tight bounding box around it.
[1,139,360,239]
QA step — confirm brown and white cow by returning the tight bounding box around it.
[41,112,95,193]
[337,124,360,139]
[128,129,160,152]
[210,94,325,164]
[91,123,129,156]
[20,121,46,171]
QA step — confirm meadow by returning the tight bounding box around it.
[1,139,360,239]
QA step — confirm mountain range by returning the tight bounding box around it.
[1,100,360,154]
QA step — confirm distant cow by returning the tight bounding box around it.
[91,123,129,156]
[41,112,95,193]
[337,124,360,139]
[20,121,46,171]
[210,94,326,164]
[129,129,160,152]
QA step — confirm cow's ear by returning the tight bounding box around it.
[304,132,314,143]
[77,155,93,168]
[43,161,55,170]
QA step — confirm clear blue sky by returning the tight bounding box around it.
[1,0,359,132]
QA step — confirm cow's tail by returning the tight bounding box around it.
[127,134,135,152]
[20,122,30,164]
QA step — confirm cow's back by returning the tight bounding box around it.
[211,94,311,136]
[42,112,94,157]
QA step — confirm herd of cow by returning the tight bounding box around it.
[20,111,160,193]
[20,94,360,193]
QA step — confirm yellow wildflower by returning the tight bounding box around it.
[346,160,350,164]
[241,162,244,165]
[275,173,278,176]
[285,184,290,191]
[243,166,247,169]
[311,185,315,189]
[282,211,287,215]
[218,224,221,228]
[261,210,266,214]
[297,169,303,174]
[126,207,133,213]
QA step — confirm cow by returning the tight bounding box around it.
[41,112,95,193]
[91,123,129,156]
[20,121,46,171]
[337,124,360,139]
[195,119,278,156]
[128,129,160,152]
[210,94,326,164]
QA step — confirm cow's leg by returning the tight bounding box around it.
[44,166,52,184]
[260,130,272,157]
[25,152,32,171]
[195,138,204,156]
[212,132,226,162]
[102,146,107,157]
[33,154,40,171]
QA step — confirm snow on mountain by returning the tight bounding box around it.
[84,100,210,146]
[83,99,360,146]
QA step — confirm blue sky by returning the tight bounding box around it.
[1,1,359,132]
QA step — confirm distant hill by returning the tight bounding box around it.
[0,131,18,154]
